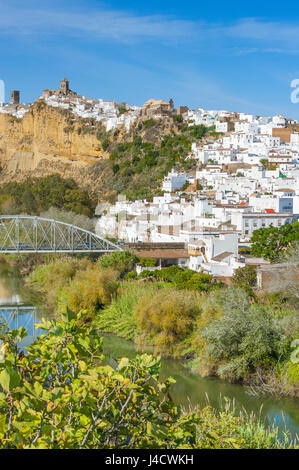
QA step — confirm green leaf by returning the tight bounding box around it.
[0,369,10,392]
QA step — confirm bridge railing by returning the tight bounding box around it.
[0,216,122,253]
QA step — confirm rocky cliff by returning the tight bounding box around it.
[0,102,201,202]
[0,103,107,185]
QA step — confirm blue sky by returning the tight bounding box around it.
[1,0,299,118]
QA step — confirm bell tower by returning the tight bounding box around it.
[11,90,20,105]
[60,77,69,95]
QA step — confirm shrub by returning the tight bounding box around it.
[135,288,201,356]
[99,251,138,276]
[138,257,156,267]
[140,266,215,292]
[201,289,286,381]
[124,271,138,280]
[232,266,257,288]
[29,257,91,309]
[0,174,95,216]
[57,267,118,314]
[0,315,291,448]
[142,118,156,129]
[102,139,110,151]
[95,283,155,339]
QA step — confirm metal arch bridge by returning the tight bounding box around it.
[0,215,123,253]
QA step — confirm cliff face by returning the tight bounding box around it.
[0,103,189,201]
[0,103,106,184]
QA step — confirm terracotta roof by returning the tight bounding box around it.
[275,188,295,192]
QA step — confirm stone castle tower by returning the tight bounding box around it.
[11,90,20,105]
[60,77,70,96]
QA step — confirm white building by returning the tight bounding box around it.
[162,169,189,192]
[231,211,293,237]
[188,232,240,277]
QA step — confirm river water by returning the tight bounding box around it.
[0,262,298,442]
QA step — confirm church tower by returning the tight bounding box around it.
[60,77,69,95]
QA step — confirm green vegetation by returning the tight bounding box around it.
[29,257,118,314]
[96,283,156,340]
[99,251,139,275]
[138,257,157,267]
[90,121,208,201]
[0,310,292,449]
[138,265,216,292]
[251,221,299,262]
[26,255,299,399]
[232,265,257,295]
[0,174,96,217]
[201,289,287,380]
[135,288,201,356]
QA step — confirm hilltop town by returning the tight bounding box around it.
[1,78,299,284]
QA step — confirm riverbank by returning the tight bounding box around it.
[0,255,298,447]
[102,333,299,443]
[24,253,299,399]
[1,310,297,449]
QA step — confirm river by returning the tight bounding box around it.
[0,261,298,442]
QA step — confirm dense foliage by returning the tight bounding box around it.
[251,221,299,262]
[0,310,294,449]
[138,265,216,292]
[99,251,139,276]
[232,265,257,287]
[29,257,118,313]
[135,288,201,356]
[90,121,208,201]
[27,257,299,398]
[201,289,287,380]
[40,207,96,232]
[0,174,95,217]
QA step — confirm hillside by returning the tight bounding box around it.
[0,102,210,202]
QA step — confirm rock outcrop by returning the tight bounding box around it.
[0,103,107,184]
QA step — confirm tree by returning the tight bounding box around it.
[102,139,110,151]
[173,114,183,123]
[201,289,286,381]
[251,221,299,262]
[40,207,96,232]
[0,175,95,217]
[260,158,268,170]
[138,257,156,267]
[0,311,286,449]
[271,244,299,308]
[57,267,118,314]
[232,266,257,288]
[99,251,138,276]
[188,125,208,140]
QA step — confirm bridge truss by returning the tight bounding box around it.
[0,216,122,253]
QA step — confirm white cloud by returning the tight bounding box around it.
[0,3,196,43]
[0,3,299,53]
